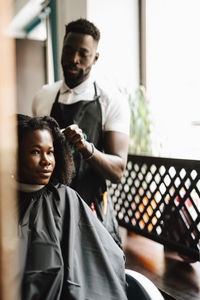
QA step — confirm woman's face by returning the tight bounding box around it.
[18,129,55,185]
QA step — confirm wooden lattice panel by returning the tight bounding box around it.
[108,155,200,261]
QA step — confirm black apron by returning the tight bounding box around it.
[50,82,121,246]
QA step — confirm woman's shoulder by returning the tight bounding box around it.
[52,183,77,194]
[48,183,80,203]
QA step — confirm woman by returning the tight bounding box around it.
[17,114,127,300]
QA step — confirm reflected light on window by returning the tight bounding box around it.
[146,0,200,159]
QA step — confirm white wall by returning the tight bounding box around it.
[57,0,87,78]
[57,0,139,92]
[87,0,139,92]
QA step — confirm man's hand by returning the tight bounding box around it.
[63,124,93,159]
[64,124,86,151]
[63,125,129,183]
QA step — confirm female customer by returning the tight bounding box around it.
[17,114,127,300]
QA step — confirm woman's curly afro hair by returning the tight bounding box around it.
[17,114,74,185]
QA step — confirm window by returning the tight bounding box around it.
[146,0,200,159]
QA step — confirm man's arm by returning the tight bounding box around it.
[64,125,129,183]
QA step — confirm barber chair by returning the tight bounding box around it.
[125,269,164,300]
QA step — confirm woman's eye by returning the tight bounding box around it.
[48,150,54,155]
[31,150,40,154]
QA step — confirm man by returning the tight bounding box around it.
[33,18,130,246]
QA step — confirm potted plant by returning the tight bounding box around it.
[120,85,152,155]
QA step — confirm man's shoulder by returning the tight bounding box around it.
[96,82,115,103]
[34,80,63,101]
[40,80,63,93]
[95,81,130,134]
[96,81,126,108]
[33,80,63,116]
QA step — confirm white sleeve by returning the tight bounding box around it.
[101,91,130,135]
[32,81,62,117]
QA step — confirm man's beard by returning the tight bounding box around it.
[62,63,93,88]
[63,67,84,88]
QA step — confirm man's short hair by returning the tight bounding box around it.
[65,18,100,42]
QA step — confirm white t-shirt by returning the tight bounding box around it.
[32,77,130,135]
